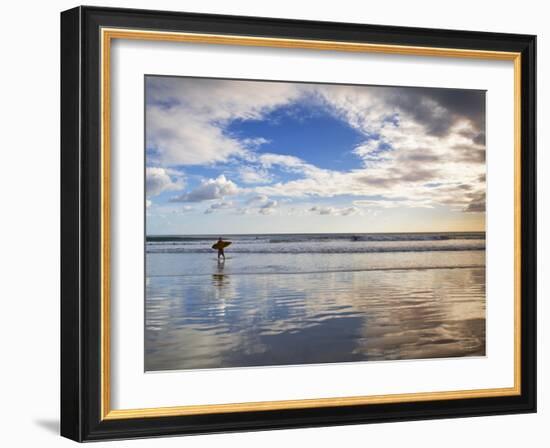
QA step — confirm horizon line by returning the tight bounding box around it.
[146,229,486,237]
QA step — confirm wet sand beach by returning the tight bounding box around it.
[145,233,486,371]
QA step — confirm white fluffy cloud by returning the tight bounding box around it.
[145,167,184,197]
[258,154,305,170]
[146,77,302,166]
[147,107,245,165]
[171,175,238,203]
[239,166,272,185]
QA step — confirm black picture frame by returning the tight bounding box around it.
[61,5,536,442]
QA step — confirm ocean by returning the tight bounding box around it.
[145,232,486,371]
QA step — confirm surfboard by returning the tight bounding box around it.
[212,241,232,250]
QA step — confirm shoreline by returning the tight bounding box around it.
[146,264,486,278]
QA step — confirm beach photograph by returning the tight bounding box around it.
[145,75,486,371]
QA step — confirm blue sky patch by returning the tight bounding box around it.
[227,102,365,171]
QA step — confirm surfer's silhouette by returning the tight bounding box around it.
[216,237,226,260]
[212,237,232,260]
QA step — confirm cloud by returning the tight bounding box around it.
[146,77,302,166]
[251,85,485,211]
[464,191,486,213]
[385,87,486,137]
[170,175,238,202]
[357,166,440,188]
[259,200,278,215]
[254,118,484,210]
[309,205,361,216]
[242,137,270,147]
[309,206,334,215]
[259,154,305,170]
[204,201,234,214]
[239,166,272,184]
[451,144,486,164]
[246,195,269,205]
[148,77,486,216]
[317,84,485,140]
[146,107,246,165]
[340,206,360,216]
[354,198,433,209]
[146,167,184,196]
[353,140,391,161]
[241,195,278,215]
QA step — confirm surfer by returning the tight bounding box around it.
[215,237,226,260]
[212,238,232,259]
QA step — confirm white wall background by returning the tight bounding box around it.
[0,0,546,446]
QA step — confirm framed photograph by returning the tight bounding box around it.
[60,6,536,441]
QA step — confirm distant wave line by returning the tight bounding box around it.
[146,245,485,255]
[147,233,485,244]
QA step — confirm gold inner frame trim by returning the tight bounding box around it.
[100,27,522,421]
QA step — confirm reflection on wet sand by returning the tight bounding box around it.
[212,259,228,286]
[145,263,486,371]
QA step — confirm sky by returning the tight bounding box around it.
[145,76,486,235]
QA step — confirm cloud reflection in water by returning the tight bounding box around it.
[145,263,485,371]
